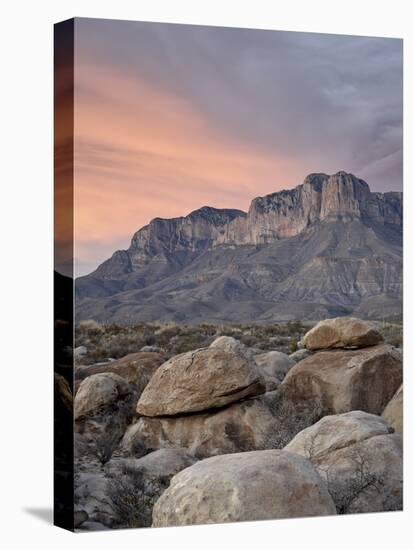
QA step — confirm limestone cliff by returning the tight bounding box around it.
[76,171,403,323]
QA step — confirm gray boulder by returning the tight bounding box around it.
[255,350,295,382]
[152,449,336,526]
[285,411,402,513]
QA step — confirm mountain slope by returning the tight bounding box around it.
[75,172,402,323]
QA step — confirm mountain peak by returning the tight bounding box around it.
[217,171,400,245]
[76,170,402,323]
[81,170,402,279]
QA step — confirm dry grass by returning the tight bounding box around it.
[75,320,308,365]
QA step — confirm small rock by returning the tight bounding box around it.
[289,349,312,362]
[255,350,295,382]
[74,346,88,360]
[140,345,164,353]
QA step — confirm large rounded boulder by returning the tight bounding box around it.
[152,449,336,526]
[136,345,265,416]
[282,344,402,415]
[285,411,402,513]
[300,317,383,350]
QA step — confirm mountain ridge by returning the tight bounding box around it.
[75,171,402,323]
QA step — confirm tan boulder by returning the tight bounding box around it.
[300,317,383,350]
[282,344,402,415]
[136,346,265,416]
[285,411,391,459]
[75,352,164,394]
[285,411,402,513]
[124,395,277,458]
[382,385,403,433]
[75,373,132,420]
[152,449,336,526]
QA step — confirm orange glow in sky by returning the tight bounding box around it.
[74,63,306,275]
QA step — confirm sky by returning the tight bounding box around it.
[72,18,403,276]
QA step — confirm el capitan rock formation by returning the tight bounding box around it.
[75,171,402,323]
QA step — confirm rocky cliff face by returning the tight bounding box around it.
[217,172,402,245]
[91,207,246,280]
[76,172,403,323]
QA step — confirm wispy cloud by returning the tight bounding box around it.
[73,19,402,276]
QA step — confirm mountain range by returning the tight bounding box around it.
[75,171,403,324]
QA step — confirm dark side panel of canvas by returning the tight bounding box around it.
[54,18,74,532]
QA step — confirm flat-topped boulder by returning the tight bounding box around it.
[285,411,402,513]
[300,317,383,350]
[152,449,336,526]
[282,344,402,415]
[136,345,265,416]
[382,385,403,433]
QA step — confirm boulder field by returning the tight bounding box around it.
[73,317,403,529]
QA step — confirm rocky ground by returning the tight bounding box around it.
[62,317,403,530]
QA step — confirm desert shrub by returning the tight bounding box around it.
[323,447,388,514]
[288,338,298,353]
[240,334,259,348]
[75,319,311,363]
[268,397,323,449]
[107,465,171,528]
[380,322,403,348]
[78,319,104,335]
[301,432,402,515]
[91,428,120,466]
